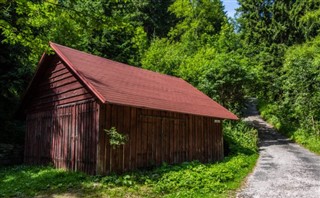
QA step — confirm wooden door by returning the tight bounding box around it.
[73,101,97,175]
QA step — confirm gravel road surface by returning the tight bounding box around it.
[237,99,320,198]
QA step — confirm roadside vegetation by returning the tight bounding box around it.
[259,100,320,155]
[0,121,258,198]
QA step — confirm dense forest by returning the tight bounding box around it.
[0,0,319,152]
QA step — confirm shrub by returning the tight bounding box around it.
[104,127,128,149]
[224,121,258,155]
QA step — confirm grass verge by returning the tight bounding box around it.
[0,154,258,198]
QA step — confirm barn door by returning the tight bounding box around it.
[140,114,186,167]
[55,106,73,170]
[73,101,98,175]
[54,101,98,174]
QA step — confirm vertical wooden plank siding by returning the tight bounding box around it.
[99,104,224,174]
[24,100,99,175]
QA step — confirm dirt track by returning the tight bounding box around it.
[237,99,320,198]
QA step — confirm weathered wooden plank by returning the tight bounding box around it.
[38,77,78,92]
[110,105,117,172]
[151,110,156,166]
[123,106,131,171]
[206,118,211,161]
[155,111,161,166]
[29,93,93,111]
[31,89,91,106]
[147,109,151,166]
[130,107,137,170]
[105,104,111,173]
[96,103,105,174]
[117,105,124,172]
[201,117,205,162]
[141,109,147,168]
[136,108,142,168]
[36,83,85,100]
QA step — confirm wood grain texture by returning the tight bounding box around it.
[25,100,99,174]
[98,104,224,174]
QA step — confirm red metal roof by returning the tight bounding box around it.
[50,42,238,120]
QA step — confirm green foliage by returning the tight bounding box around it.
[259,101,320,156]
[152,154,258,197]
[104,127,128,149]
[168,0,227,43]
[224,121,258,155]
[142,39,186,76]
[197,52,253,112]
[292,130,320,154]
[282,36,320,136]
[258,101,284,131]
[237,0,320,154]
[0,153,258,198]
[0,0,149,143]
[237,0,320,102]
[0,0,149,65]
[142,4,252,114]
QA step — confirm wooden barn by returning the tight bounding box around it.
[21,42,238,175]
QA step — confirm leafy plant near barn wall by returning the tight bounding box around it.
[104,127,128,149]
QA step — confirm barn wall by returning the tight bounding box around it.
[24,55,100,174]
[97,104,223,174]
[26,55,93,113]
[25,100,99,175]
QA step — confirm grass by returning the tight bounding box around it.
[0,154,258,198]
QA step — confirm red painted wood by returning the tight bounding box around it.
[25,101,98,175]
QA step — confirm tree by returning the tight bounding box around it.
[281,36,320,136]
[0,0,149,143]
[142,1,251,113]
[236,0,320,101]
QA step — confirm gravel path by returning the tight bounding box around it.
[237,99,320,198]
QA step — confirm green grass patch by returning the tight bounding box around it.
[0,154,258,198]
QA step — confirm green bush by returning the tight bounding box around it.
[224,121,258,155]
[104,127,128,149]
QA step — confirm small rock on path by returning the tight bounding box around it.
[237,99,320,198]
